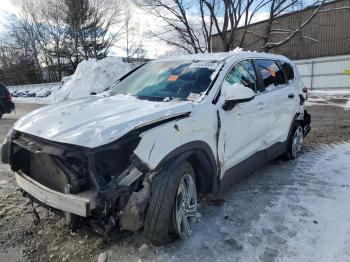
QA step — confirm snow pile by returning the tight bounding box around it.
[50,57,133,102]
[11,57,133,104]
[344,99,350,109]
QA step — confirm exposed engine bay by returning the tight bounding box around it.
[2,129,155,238]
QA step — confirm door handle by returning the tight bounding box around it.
[288,93,295,99]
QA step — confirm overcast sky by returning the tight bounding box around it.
[0,0,16,33]
[0,0,270,59]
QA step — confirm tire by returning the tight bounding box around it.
[0,108,3,119]
[284,122,303,160]
[144,161,197,246]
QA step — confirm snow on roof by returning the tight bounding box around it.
[157,47,291,62]
[158,47,244,62]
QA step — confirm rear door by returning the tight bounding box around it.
[254,59,298,147]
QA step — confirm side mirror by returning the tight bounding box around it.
[221,82,255,111]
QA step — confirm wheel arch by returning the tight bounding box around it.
[155,141,218,194]
[287,113,302,139]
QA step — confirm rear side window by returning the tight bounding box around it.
[256,60,286,91]
[281,61,295,82]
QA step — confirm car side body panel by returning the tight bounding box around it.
[133,103,218,171]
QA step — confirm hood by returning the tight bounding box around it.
[14,95,192,148]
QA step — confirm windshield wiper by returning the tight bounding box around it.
[136,95,165,102]
[136,95,187,102]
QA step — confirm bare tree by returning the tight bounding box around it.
[123,9,146,62]
[3,0,125,83]
[138,0,270,53]
[0,38,41,85]
[77,0,124,60]
[243,0,342,52]
[204,0,270,51]
[138,0,211,53]
[40,0,70,81]
[6,0,45,81]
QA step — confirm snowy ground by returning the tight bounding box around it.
[106,143,350,262]
[307,90,350,109]
[0,101,350,262]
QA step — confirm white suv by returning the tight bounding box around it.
[2,51,311,246]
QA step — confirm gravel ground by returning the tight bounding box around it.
[0,101,350,262]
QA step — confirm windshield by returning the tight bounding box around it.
[110,60,221,101]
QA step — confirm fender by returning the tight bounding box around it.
[284,112,302,151]
[154,141,219,194]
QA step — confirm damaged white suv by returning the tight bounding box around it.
[1,51,311,246]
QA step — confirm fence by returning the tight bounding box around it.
[294,54,350,90]
[7,82,62,92]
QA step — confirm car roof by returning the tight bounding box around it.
[156,48,291,63]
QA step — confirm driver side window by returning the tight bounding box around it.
[224,60,258,93]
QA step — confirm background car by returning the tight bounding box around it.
[0,82,15,119]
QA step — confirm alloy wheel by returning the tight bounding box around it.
[292,126,303,158]
[174,173,198,239]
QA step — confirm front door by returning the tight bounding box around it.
[218,60,269,179]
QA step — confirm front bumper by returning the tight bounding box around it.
[15,171,97,217]
[2,102,15,113]
[303,110,311,137]
[9,102,15,112]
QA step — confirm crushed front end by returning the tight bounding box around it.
[1,129,150,237]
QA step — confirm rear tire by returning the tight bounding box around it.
[285,122,303,160]
[0,108,3,119]
[144,161,197,246]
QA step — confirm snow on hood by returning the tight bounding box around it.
[13,95,192,148]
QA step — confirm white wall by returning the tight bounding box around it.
[294,54,350,90]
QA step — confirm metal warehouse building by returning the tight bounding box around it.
[212,0,350,90]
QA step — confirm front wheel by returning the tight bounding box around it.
[144,161,197,246]
[285,123,303,160]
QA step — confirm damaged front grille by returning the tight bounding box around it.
[10,133,91,194]
[6,131,149,236]
[9,131,143,195]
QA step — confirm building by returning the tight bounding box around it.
[212,0,350,60]
[212,0,350,89]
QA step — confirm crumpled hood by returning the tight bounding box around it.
[14,95,192,148]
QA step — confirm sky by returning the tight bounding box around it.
[0,0,16,26]
[109,7,176,59]
[0,0,269,59]
[0,0,174,58]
